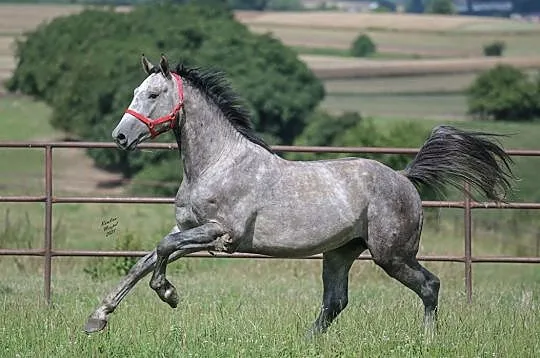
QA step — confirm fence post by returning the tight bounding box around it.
[464,182,472,303]
[44,145,53,305]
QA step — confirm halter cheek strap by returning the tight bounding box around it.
[124,72,184,138]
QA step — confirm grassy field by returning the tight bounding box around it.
[0,7,539,355]
[321,73,472,119]
[0,258,538,357]
[0,89,539,358]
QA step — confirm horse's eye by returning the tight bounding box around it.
[149,93,159,99]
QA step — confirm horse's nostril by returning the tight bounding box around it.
[116,133,127,143]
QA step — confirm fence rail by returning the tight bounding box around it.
[1,141,540,305]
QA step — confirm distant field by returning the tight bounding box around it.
[2,6,537,35]
[239,11,540,33]
[0,4,129,35]
[243,11,540,68]
[321,73,470,120]
[252,25,540,58]
[303,55,540,79]
[324,73,476,94]
[322,93,468,119]
[9,7,536,35]
[1,5,540,83]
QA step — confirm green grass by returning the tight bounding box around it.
[0,87,539,356]
[368,31,540,57]
[0,95,56,140]
[292,45,353,57]
[0,96,59,194]
[321,73,474,119]
[0,259,538,357]
[0,202,173,252]
[322,93,468,119]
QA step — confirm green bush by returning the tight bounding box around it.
[84,231,144,280]
[350,34,376,58]
[483,41,506,57]
[467,65,540,121]
[425,0,455,14]
[8,3,324,178]
[289,111,429,169]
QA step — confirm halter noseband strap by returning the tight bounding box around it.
[124,72,184,138]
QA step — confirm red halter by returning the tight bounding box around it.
[124,72,184,138]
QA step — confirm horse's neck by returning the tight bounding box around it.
[179,84,246,179]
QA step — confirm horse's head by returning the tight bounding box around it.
[112,54,184,150]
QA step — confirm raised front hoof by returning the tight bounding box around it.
[154,281,179,308]
[84,317,108,334]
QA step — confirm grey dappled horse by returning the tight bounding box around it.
[84,55,514,336]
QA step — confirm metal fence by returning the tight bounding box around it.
[1,141,540,305]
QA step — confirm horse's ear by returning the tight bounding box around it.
[141,54,153,75]
[159,54,171,79]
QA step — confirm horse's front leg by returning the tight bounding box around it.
[150,222,228,307]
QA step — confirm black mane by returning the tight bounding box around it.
[173,64,273,153]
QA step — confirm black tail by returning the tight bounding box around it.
[403,125,515,202]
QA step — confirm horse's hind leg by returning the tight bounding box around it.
[309,238,367,336]
[375,256,439,334]
[369,229,440,336]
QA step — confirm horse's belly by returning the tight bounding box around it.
[243,204,366,257]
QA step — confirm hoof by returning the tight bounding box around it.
[163,285,179,308]
[153,279,179,308]
[84,317,108,334]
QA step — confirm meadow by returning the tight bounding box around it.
[1,259,539,357]
[0,94,539,356]
[0,5,539,357]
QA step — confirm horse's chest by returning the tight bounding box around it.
[175,185,222,227]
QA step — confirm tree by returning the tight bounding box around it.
[425,0,455,14]
[350,34,376,58]
[8,3,324,178]
[466,65,540,121]
[290,111,428,169]
[483,41,505,57]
